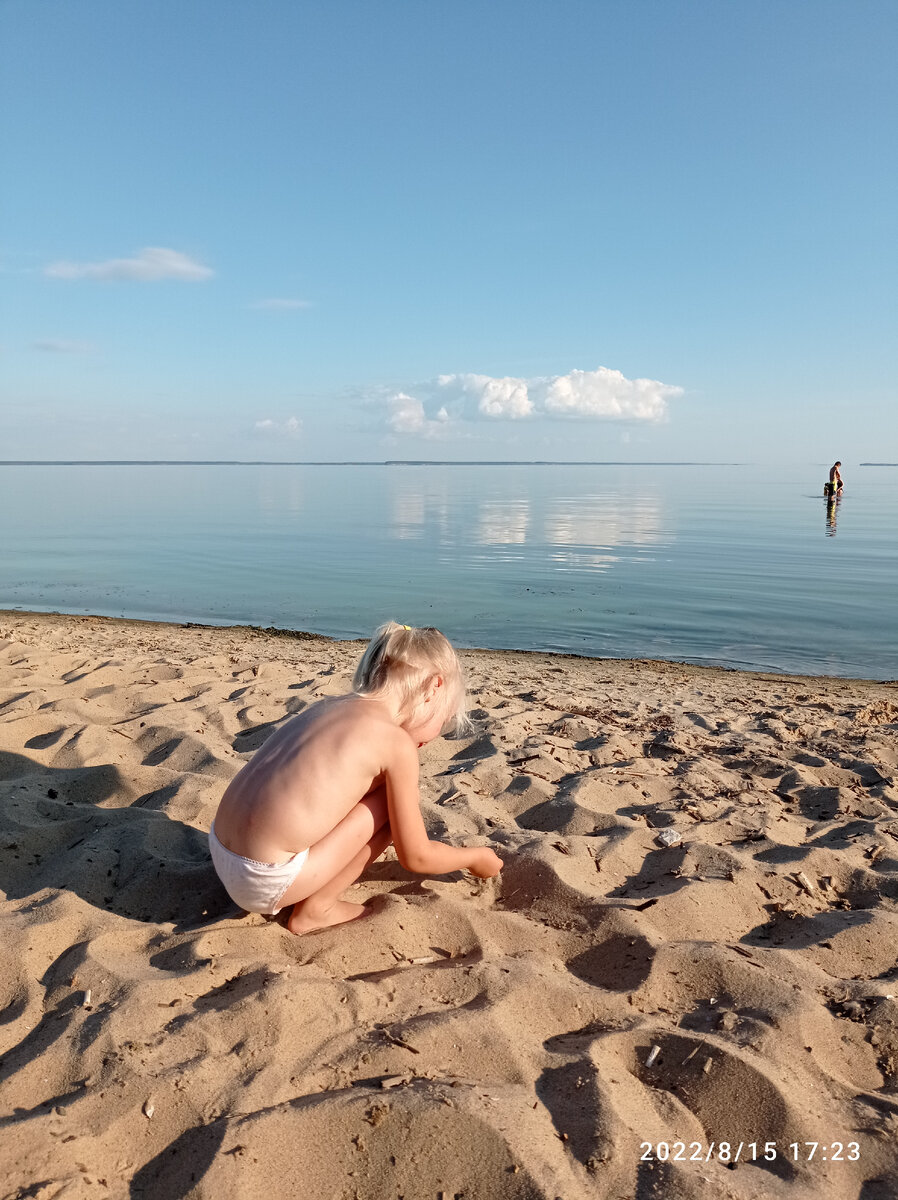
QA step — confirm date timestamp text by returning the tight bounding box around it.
[639,1142,860,1164]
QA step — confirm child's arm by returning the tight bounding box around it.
[385,735,502,878]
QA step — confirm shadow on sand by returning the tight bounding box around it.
[0,749,233,929]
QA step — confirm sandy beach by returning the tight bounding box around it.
[1,610,897,1200]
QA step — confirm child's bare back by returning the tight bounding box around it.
[209,623,502,935]
[214,694,400,862]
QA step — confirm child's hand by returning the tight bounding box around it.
[466,847,503,878]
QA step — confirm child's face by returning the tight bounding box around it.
[405,703,447,748]
[403,675,455,747]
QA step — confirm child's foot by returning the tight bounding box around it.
[286,899,367,935]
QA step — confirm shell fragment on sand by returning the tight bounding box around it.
[655,828,682,847]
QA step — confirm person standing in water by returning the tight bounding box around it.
[825,461,843,497]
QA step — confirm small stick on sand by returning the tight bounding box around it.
[794,872,815,895]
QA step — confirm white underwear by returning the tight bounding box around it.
[208,822,309,915]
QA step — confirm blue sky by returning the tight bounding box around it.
[2,0,896,463]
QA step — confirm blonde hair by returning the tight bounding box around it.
[352,621,470,736]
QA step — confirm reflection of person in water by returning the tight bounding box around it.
[824,461,843,497]
[825,488,840,536]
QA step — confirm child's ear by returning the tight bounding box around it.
[427,674,444,701]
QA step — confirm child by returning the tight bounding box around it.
[210,621,503,934]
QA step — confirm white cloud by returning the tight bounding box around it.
[250,298,312,310]
[379,366,682,434]
[387,393,450,438]
[44,247,213,282]
[33,338,94,354]
[437,373,534,418]
[253,416,303,437]
[541,367,679,420]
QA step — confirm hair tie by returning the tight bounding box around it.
[402,624,411,630]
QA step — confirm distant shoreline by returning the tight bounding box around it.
[0,459,751,467]
[4,459,890,466]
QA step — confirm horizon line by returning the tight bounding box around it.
[1,458,753,467]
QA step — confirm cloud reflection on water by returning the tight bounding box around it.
[389,475,667,574]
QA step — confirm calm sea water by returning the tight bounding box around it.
[0,463,895,680]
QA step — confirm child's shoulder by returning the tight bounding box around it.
[325,693,402,735]
[336,695,417,757]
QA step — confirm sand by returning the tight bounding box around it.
[1,610,897,1200]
